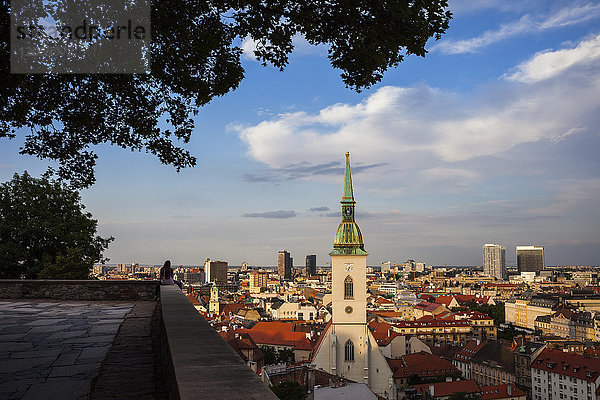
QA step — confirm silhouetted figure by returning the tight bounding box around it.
[159,260,182,291]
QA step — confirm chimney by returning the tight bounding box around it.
[429,384,435,396]
[507,383,512,396]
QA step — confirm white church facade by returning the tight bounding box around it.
[311,153,397,399]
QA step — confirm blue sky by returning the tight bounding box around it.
[2,0,600,267]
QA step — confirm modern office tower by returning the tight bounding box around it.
[204,258,228,283]
[278,250,292,280]
[483,244,506,280]
[306,255,317,276]
[517,245,545,274]
[241,261,248,271]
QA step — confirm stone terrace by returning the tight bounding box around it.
[0,300,164,400]
[0,281,277,400]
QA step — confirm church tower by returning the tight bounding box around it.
[329,151,369,381]
[209,283,219,315]
[311,153,395,399]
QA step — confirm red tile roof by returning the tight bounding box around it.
[532,349,600,382]
[413,379,480,398]
[387,352,459,379]
[394,319,471,329]
[454,340,486,362]
[368,320,401,346]
[435,295,457,307]
[415,301,444,313]
[235,327,313,351]
[480,384,525,400]
[253,321,295,332]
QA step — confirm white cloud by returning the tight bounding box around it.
[236,35,600,192]
[434,3,600,54]
[241,34,325,61]
[505,34,600,82]
[241,37,258,61]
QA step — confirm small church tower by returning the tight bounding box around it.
[209,283,219,315]
[311,152,395,399]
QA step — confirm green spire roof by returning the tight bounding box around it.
[330,152,368,256]
[342,152,355,205]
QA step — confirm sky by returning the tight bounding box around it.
[2,0,600,267]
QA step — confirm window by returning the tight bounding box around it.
[345,340,354,362]
[344,276,354,300]
[298,312,303,320]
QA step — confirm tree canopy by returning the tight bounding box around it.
[0,172,113,279]
[0,0,452,188]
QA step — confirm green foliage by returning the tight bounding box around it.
[277,348,295,364]
[270,381,306,400]
[462,301,505,324]
[0,172,113,279]
[260,346,295,365]
[0,0,452,188]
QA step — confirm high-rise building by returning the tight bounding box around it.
[204,258,228,283]
[517,245,544,274]
[249,271,269,292]
[278,250,292,281]
[241,261,248,271]
[311,152,396,398]
[306,255,316,276]
[483,244,506,280]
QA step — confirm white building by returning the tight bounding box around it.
[483,244,506,280]
[311,153,396,399]
[531,349,600,400]
[271,301,318,321]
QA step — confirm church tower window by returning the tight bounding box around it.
[344,275,354,299]
[345,340,355,362]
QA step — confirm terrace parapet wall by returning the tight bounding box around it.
[0,279,157,300]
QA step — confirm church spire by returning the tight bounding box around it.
[342,152,355,205]
[330,152,368,256]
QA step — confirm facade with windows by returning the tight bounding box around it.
[271,301,318,321]
[531,349,600,400]
[483,244,507,280]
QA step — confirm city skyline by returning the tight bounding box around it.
[1,0,599,266]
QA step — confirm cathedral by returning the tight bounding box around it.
[311,152,396,399]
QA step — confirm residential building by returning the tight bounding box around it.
[271,301,318,321]
[387,352,460,391]
[516,245,544,274]
[391,318,472,346]
[505,292,559,330]
[453,339,486,379]
[204,258,228,283]
[182,269,204,284]
[470,340,517,387]
[278,250,292,281]
[484,244,507,280]
[306,254,316,276]
[249,271,269,293]
[531,349,600,400]
[512,338,546,399]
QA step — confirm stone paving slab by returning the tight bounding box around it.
[0,300,134,400]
